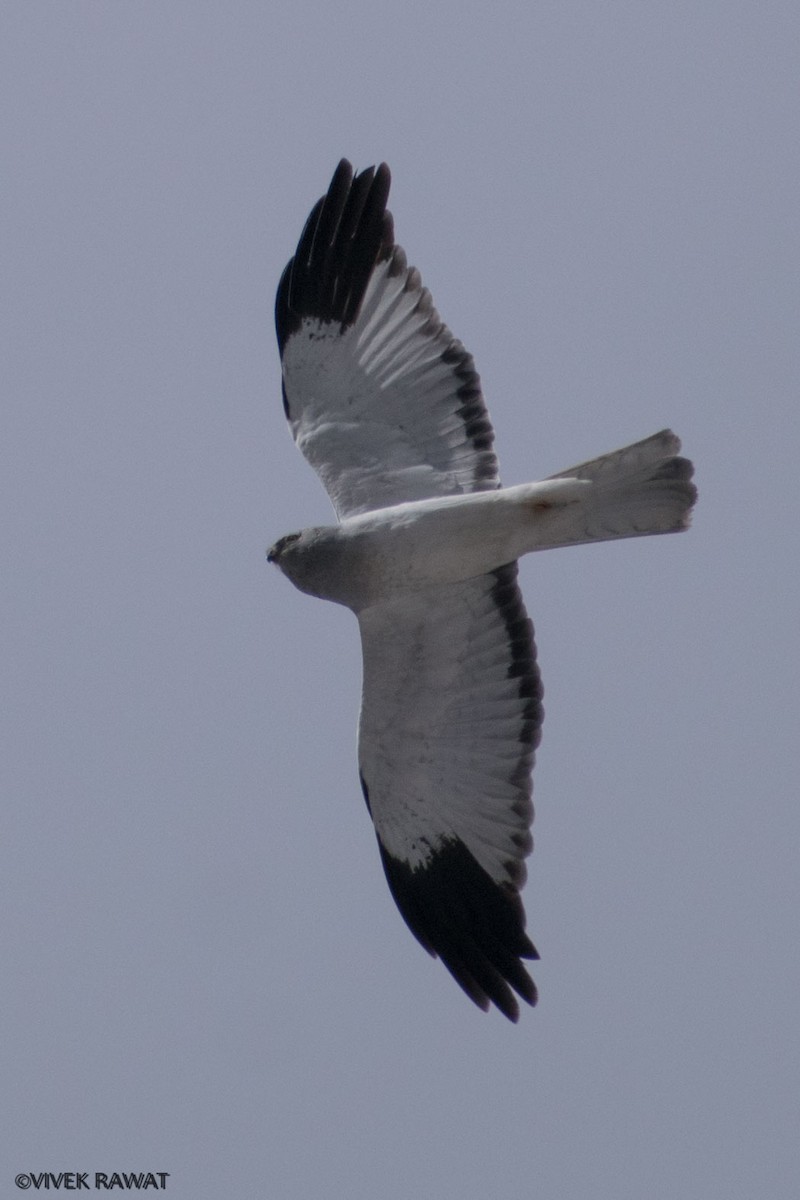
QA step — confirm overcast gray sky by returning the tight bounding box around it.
[2,3,798,1197]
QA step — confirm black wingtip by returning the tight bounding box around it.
[275,159,394,357]
[377,835,538,1021]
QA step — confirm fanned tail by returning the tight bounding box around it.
[538,429,697,545]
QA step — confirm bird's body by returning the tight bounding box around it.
[269,479,583,606]
[271,434,692,608]
[269,160,696,1020]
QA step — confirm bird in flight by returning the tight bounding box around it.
[269,160,696,1021]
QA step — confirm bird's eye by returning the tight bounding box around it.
[268,531,302,562]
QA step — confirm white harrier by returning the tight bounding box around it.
[269,160,696,1020]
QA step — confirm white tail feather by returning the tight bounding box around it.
[533,429,697,547]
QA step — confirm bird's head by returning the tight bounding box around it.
[266,530,303,566]
[267,525,357,607]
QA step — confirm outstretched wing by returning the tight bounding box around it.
[356,564,543,1021]
[276,159,498,518]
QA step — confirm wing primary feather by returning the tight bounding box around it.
[319,163,372,316]
[340,167,393,326]
[374,833,539,1022]
[276,196,325,350]
[308,159,355,306]
[275,159,392,357]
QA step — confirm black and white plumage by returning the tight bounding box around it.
[269,160,696,1020]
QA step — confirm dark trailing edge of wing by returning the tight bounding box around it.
[360,564,543,1021]
[275,159,393,358]
[491,561,545,768]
